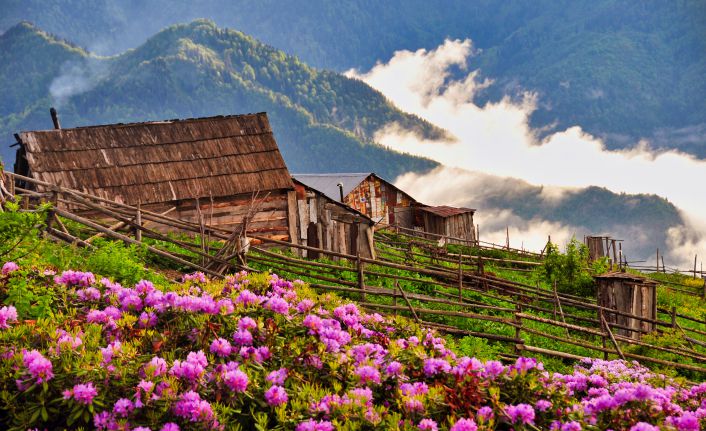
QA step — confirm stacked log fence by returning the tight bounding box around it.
[4,171,706,375]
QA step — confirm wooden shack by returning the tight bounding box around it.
[14,113,295,240]
[293,173,417,227]
[418,205,476,244]
[292,179,375,258]
[585,235,623,266]
[595,272,657,339]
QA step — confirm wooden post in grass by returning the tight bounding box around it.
[656,248,659,273]
[671,307,677,328]
[694,255,698,279]
[135,202,142,242]
[44,190,58,236]
[457,252,463,301]
[702,277,706,300]
[514,303,523,354]
[599,308,609,360]
[357,252,366,301]
[393,278,398,316]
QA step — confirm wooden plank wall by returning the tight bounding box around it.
[294,184,373,258]
[345,176,415,225]
[176,191,290,240]
[597,279,656,339]
[421,212,476,244]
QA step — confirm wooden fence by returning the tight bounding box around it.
[4,171,706,375]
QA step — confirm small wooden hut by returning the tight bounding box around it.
[595,272,658,339]
[292,173,417,227]
[418,205,476,244]
[292,179,375,258]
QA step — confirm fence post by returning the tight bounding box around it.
[393,278,398,316]
[599,308,608,360]
[357,252,366,301]
[135,202,142,242]
[457,252,463,301]
[43,190,58,236]
[514,303,523,355]
[671,307,677,328]
[702,278,706,300]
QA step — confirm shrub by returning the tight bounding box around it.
[0,263,703,430]
[538,238,603,297]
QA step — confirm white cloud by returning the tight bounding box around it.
[347,39,706,266]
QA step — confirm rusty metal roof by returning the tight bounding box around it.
[16,113,294,205]
[418,205,475,218]
[292,173,373,202]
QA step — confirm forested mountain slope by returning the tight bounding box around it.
[2,0,704,153]
[0,20,439,177]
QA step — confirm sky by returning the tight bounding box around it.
[346,39,706,266]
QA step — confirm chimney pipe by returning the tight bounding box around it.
[50,107,61,130]
[337,183,344,203]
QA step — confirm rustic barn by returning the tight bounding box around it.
[292,179,375,259]
[595,272,657,339]
[292,173,417,227]
[14,113,296,240]
[418,205,476,244]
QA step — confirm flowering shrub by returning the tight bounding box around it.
[0,263,704,430]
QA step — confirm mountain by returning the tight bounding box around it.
[0,20,440,178]
[2,0,704,155]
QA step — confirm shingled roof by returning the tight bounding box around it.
[15,113,294,205]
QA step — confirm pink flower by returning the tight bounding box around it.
[423,358,451,376]
[418,419,438,430]
[266,368,288,385]
[144,356,168,378]
[450,418,478,431]
[113,398,134,417]
[160,424,180,431]
[2,261,19,275]
[210,338,232,357]
[71,382,98,405]
[173,391,215,424]
[233,329,253,346]
[355,365,381,385]
[507,403,535,425]
[222,367,249,393]
[238,316,257,330]
[296,419,334,431]
[477,406,494,422]
[21,350,53,384]
[264,297,290,314]
[0,306,18,328]
[264,385,288,406]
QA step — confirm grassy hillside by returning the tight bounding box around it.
[1,201,705,429]
[2,0,705,153]
[0,20,439,178]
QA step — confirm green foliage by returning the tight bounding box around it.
[538,238,599,297]
[0,20,438,179]
[84,239,163,286]
[0,199,49,259]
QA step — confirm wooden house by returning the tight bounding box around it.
[12,112,374,256]
[594,272,657,339]
[14,113,294,239]
[292,173,417,227]
[418,205,476,244]
[292,179,375,258]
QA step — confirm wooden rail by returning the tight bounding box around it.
[6,171,706,375]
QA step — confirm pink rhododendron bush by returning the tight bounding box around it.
[0,263,705,431]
